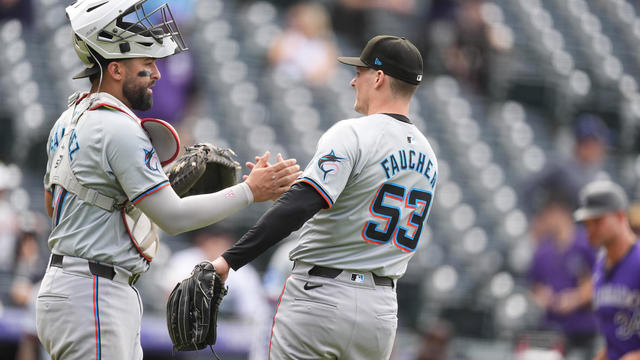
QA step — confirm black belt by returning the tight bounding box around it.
[50,254,141,286]
[308,265,394,288]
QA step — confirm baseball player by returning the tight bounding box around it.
[574,181,640,360]
[36,1,300,359]
[211,35,437,359]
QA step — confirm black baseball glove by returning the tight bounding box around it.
[165,143,241,197]
[166,261,228,353]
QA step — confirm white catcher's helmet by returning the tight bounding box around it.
[66,0,188,79]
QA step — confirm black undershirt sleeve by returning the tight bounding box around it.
[221,182,328,270]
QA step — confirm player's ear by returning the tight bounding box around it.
[107,61,125,81]
[374,70,385,89]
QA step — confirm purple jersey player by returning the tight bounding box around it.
[574,180,640,360]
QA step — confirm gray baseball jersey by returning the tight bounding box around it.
[43,93,169,274]
[289,113,438,279]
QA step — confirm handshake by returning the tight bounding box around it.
[165,143,301,202]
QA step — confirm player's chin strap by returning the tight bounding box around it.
[47,91,160,262]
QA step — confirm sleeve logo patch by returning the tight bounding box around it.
[144,147,160,172]
[317,150,346,181]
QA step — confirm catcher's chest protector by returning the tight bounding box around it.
[47,92,160,261]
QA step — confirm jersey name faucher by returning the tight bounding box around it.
[379,148,437,188]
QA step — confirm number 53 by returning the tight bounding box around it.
[362,182,433,252]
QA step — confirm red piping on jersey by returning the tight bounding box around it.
[131,181,170,205]
[75,92,90,104]
[93,275,102,360]
[268,275,291,359]
[296,179,332,208]
[121,208,153,263]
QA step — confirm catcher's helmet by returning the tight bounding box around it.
[66,0,188,79]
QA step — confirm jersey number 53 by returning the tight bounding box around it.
[362,182,433,252]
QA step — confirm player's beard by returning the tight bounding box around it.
[123,77,153,111]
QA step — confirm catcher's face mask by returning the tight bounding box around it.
[67,0,188,79]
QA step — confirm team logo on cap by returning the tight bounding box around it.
[143,147,160,172]
[318,150,346,181]
[374,58,383,66]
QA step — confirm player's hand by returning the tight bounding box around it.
[242,152,271,180]
[619,350,640,360]
[210,256,230,283]
[244,152,301,202]
[551,289,580,314]
[531,284,554,310]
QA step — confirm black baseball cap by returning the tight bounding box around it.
[338,35,423,85]
[573,180,628,221]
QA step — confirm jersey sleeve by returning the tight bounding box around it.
[99,109,170,203]
[296,121,358,208]
[43,118,67,193]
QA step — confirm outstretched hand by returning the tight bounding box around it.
[244,152,302,202]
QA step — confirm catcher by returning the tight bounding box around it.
[37,1,300,359]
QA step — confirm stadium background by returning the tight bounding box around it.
[1,0,640,358]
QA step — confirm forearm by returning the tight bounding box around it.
[136,183,254,235]
[576,275,594,307]
[222,183,324,270]
[593,347,607,360]
[620,350,640,360]
[44,189,53,218]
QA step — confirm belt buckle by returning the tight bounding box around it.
[129,273,141,286]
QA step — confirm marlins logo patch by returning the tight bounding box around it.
[318,150,346,181]
[143,147,160,172]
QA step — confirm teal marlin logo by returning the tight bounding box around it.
[318,150,346,181]
[374,58,383,66]
[144,147,160,172]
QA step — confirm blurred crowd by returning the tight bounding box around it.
[3,0,640,359]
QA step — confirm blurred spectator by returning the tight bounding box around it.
[163,228,270,360]
[444,0,491,92]
[574,180,640,360]
[421,0,492,91]
[10,231,45,307]
[415,319,454,360]
[521,113,610,221]
[15,281,49,360]
[0,194,18,272]
[10,229,48,360]
[0,164,23,273]
[527,201,598,358]
[629,202,640,236]
[268,2,338,86]
[0,0,32,24]
[330,0,421,48]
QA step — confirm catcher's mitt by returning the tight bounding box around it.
[165,143,241,197]
[166,261,228,353]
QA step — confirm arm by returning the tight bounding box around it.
[137,154,301,235]
[552,273,594,314]
[137,183,252,235]
[44,189,53,218]
[212,182,326,281]
[531,283,554,310]
[620,350,640,360]
[593,347,608,360]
